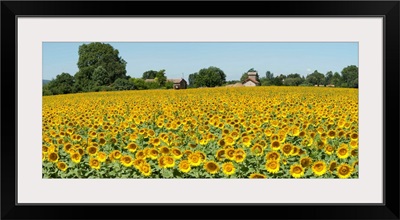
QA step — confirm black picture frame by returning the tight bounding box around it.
[1,1,399,219]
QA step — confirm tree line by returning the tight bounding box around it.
[43,43,177,96]
[43,42,358,96]
[189,65,358,88]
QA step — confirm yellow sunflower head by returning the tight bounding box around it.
[281,143,293,156]
[120,155,133,167]
[266,151,281,161]
[222,162,235,176]
[290,164,305,178]
[265,160,280,174]
[57,161,68,171]
[311,161,327,176]
[249,173,267,179]
[48,152,59,163]
[178,160,191,173]
[89,158,101,170]
[204,161,219,174]
[337,163,353,178]
[71,152,82,163]
[336,145,349,159]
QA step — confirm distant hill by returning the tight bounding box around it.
[43,80,50,85]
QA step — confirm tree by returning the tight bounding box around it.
[325,71,334,85]
[155,69,167,87]
[46,72,75,95]
[130,78,148,90]
[283,73,304,86]
[331,72,342,86]
[306,70,325,86]
[261,71,275,86]
[92,66,111,86]
[189,66,226,87]
[142,70,158,79]
[341,65,358,88]
[112,78,135,91]
[77,42,127,88]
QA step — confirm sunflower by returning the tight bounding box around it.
[164,155,175,168]
[63,143,73,152]
[337,163,353,178]
[120,155,133,167]
[265,160,280,174]
[266,151,280,161]
[57,161,68,171]
[350,148,358,157]
[352,160,359,169]
[241,136,251,147]
[89,158,101,170]
[329,161,337,172]
[171,148,183,159]
[188,152,202,166]
[151,138,161,147]
[300,157,312,168]
[148,148,159,160]
[216,149,226,161]
[111,150,122,160]
[225,148,236,160]
[311,161,327,176]
[204,161,219,174]
[291,146,300,155]
[349,140,358,149]
[224,135,235,146]
[48,152,59,163]
[325,145,334,155]
[251,144,264,156]
[71,152,82,163]
[290,164,305,178]
[271,140,281,151]
[178,160,191,173]
[87,146,98,156]
[235,153,246,163]
[127,143,138,153]
[281,143,293,156]
[336,145,349,159]
[97,152,107,162]
[139,163,152,177]
[350,133,358,140]
[327,130,336,139]
[218,139,227,148]
[159,146,170,155]
[222,162,235,176]
[249,173,267,179]
[136,150,146,159]
[134,158,146,169]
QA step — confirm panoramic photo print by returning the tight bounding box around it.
[42,42,359,179]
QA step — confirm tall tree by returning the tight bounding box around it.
[76,42,127,91]
[306,70,325,86]
[341,65,358,88]
[325,71,334,85]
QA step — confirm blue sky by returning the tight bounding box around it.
[43,42,358,82]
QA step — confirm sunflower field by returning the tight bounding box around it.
[42,86,358,179]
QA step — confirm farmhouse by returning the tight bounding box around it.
[167,78,187,89]
[242,71,260,86]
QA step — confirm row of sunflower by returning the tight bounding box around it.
[42,86,358,178]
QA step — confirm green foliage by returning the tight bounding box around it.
[77,42,127,84]
[45,72,75,95]
[130,78,148,90]
[142,70,158,79]
[306,70,325,86]
[188,66,226,88]
[341,65,358,88]
[112,78,135,91]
